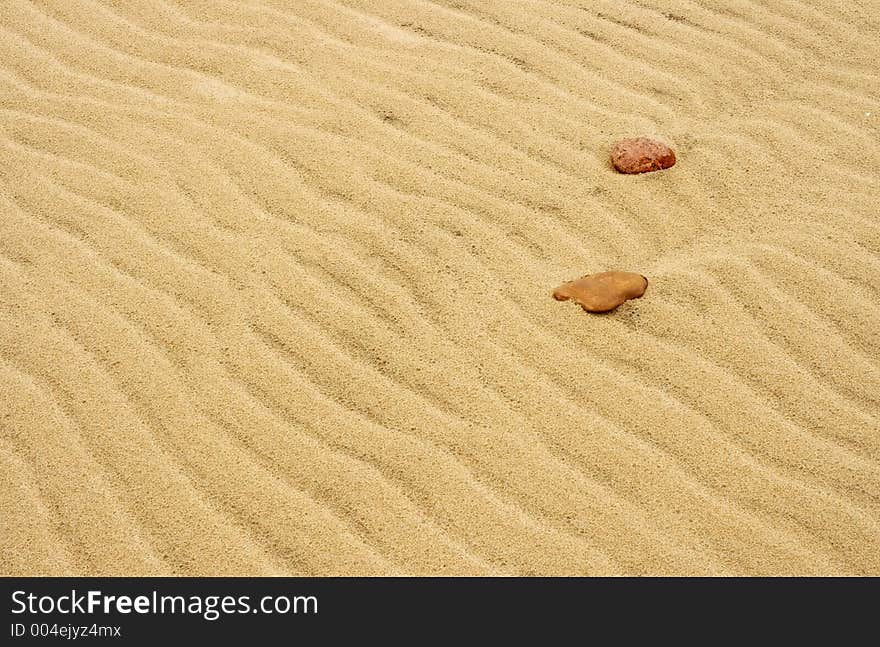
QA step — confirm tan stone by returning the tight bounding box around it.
[553,271,648,313]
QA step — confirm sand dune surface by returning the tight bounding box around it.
[1,0,879,575]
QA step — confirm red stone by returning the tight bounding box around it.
[611,138,676,174]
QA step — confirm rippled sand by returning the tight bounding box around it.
[1,0,878,575]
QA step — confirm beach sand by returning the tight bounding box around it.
[1,0,878,576]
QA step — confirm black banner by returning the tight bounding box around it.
[2,577,875,643]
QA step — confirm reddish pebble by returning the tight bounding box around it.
[553,271,648,313]
[611,137,676,174]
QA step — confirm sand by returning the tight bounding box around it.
[0,0,878,576]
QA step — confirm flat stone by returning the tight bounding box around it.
[611,137,676,174]
[553,271,648,313]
